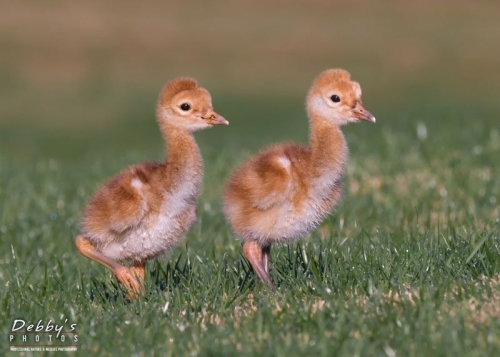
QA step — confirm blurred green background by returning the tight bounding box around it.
[1,0,499,161]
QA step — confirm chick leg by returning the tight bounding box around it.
[262,245,271,276]
[243,240,274,289]
[75,235,142,297]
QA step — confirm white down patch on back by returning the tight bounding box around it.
[102,171,200,262]
[131,178,143,190]
[277,156,291,172]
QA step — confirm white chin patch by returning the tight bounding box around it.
[183,121,210,131]
[162,114,209,130]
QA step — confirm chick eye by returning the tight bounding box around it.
[330,95,341,103]
[180,103,191,111]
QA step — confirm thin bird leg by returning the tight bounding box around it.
[243,240,274,289]
[75,235,142,297]
[262,245,271,275]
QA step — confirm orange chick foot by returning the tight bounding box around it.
[114,266,144,299]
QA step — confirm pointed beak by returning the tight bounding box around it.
[203,111,229,126]
[352,102,376,123]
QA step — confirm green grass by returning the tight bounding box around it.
[1,88,499,356]
[1,1,500,356]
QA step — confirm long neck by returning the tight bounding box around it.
[308,112,347,178]
[160,123,203,186]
